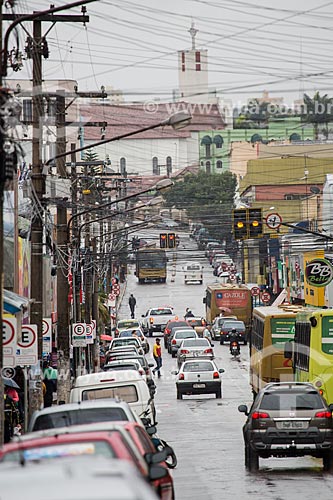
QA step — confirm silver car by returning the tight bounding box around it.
[173,359,224,399]
[169,329,197,358]
[177,338,214,368]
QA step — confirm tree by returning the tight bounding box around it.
[302,92,333,139]
[234,99,271,129]
[163,171,237,241]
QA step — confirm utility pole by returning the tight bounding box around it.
[55,92,70,403]
[0,0,4,445]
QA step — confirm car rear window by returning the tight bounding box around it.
[118,320,140,329]
[82,385,138,403]
[176,331,196,339]
[183,362,214,372]
[187,319,204,327]
[168,321,188,329]
[185,265,201,271]
[260,392,323,411]
[105,364,139,372]
[112,339,139,348]
[222,321,245,330]
[33,408,129,431]
[150,308,173,316]
[2,441,114,463]
[182,339,210,347]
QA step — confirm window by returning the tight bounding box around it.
[166,156,172,176]
[205,161,211,174]
[82,385,139,403]
[120,157,126,175]
[290,133,301,142]
[205,144,211,158]
[252,316,264,351]
[216,160,223,169]
[294,321,311,371]
[135,427,154,454]
[195,51,201,71]
[23,99,32,122]
[181,51,185,72]
[213,135,223,148]
[250,133,263,144]
[152,157,159,175]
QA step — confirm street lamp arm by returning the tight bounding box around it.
[2,0,97,77]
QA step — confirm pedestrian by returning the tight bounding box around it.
[203,326,212,345]
[152,338,162,378]
[43,360,57,408]
[128,294,137,319]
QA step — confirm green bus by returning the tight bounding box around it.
[135,248,167,284]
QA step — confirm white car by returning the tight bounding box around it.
[119,328,149,354]
[114,319,142,337]
[177,338,214,368]
[109,337,144,356]
[183,261,203,284]
[172,359,224,399]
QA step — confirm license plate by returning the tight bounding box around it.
[276,421,309,430]
[192,351,204,357]
[193,383,205,388]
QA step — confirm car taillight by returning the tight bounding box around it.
[180,349,189,354]
[315,411,332,418]
[222,331,228,335]
[139,369,145,376]
[204,348,213,354]
[172,339,177,345]
[179,373,184,380]
[213,371,219,379]
[252,412,270,419]
[150,318,154,324]
[165,329,170,335]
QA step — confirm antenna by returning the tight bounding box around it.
[188,21,198,50]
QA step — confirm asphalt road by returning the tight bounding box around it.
[118,231,333,500]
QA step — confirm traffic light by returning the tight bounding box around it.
[160,233,167,248]
[168,233,176,249]
[248,208,263,238]
[232,209,248,240]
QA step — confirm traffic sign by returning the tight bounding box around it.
[17,324,38,365]
[42,318,52,354]
[72,322,87,347]
[251,286,260,297]
[3,317,17,367]
[261,291,271,303]
[266,213,282,230]
[86,323,94,344]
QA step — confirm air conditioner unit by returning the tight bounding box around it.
[43,177,71,199]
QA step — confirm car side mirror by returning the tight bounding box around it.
[284,341,293,359]
[238,404,248,415]
[171,370,178,375]
[219,368,225,373]
[148,464,168,481]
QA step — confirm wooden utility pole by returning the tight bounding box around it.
[0,0,4,445]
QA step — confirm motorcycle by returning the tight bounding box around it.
[230,339,240,358]
[140,408,177,469]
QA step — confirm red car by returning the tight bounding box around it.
[0,430,166,488]
[163,319,189,348]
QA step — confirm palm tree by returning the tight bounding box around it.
[302,92,333,139]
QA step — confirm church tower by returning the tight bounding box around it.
[178,23,211,103]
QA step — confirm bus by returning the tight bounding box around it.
[285,309,333,404]
[251,305,304,396]
[135,248,167,284]
[203,283,252,335]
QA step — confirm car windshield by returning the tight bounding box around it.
[150,308,173,315]
[176,331,196,339]
[183,362,214,372]
[2,441,114,463]
[260,392,323,411]
[222,321,244,330]
[33,408,129,431]
[182,339,210,347]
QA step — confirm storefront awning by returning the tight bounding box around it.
[3,289,30,315]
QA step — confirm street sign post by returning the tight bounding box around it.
[17,324,38,365]
[72,323,87,347]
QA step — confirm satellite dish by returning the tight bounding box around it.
[310,186,320,194]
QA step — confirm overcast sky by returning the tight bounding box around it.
[6,0,333,107]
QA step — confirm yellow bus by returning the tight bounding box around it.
[251,305,304,396]
[203,283,252,335]
[285,309,333,405]
[135,248,167,284]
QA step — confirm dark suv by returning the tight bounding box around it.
[238,382,333,472]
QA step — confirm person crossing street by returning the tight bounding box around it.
[152,338,162,378]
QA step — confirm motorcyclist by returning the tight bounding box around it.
[184,308,194,318]
[228,328,240,354]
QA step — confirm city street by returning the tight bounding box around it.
[119,231,333,500]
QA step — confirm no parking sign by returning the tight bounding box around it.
[72,323,87,347]
[16,324,38,365]
[3,317,17,367]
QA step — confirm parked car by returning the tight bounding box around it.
[177,338,214,368]
[185,316,207,337]
[0,457,162,500]
[167,326,195,351]
[104,354,154,384]
[172,359,224,399]
[28,400,143,432]
[169,329,198,357]
[163,319,189,348]
[114,319,142,337]
[219,319,246,344]
[119,328,149,354]
[102,359,147,379]
[211,316,238,340]
[69,371,156,424]
[109,337,144,355]
[238,382,333,472]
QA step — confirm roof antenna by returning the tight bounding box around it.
[188,21,198,50]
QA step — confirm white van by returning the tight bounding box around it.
[183,261,203,284]
[70,371,155,423]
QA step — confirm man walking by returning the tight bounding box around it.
[152,338,162,378]
[128,294,137,319]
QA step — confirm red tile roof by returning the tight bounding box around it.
[81,102,225,141]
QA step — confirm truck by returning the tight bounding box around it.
[203,283,252,336]
[141,306,175,337]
